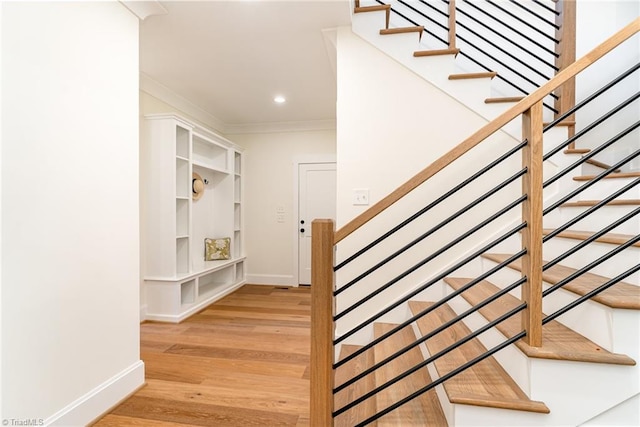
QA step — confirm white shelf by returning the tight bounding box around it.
[143,114,244,322]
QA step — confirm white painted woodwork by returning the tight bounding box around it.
[142,114,246,322]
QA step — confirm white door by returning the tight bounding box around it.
[298,163,336,285]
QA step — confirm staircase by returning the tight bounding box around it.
[310,3,639,426]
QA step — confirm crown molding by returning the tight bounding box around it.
[139,73,227,134]
[224,119,336,135]
[119,1,167,20]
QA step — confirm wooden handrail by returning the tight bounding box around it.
[334,17,640,244]
[310,219,335,427]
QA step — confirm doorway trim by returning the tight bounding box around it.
[292,154,336,287]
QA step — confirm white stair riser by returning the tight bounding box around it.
[573,177,640,201]
[542,237,640,285]
[550,205,640,234]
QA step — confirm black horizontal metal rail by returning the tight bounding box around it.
[545,262,640,324]
[334,140,526,274]
[333,215,526,354]
[543,149,640,216]
[486,0,559,43]
[533,0,559,16]
[543,62,640,133]
[350,306,528,425]
[335,150,526,297]
[334,169,526,323]
[462,0,559,58]
[544,120,640,188]
[456,5,558,74]
[509,0,559,29]
[455,8,555,80]
[543,178,640,247]
[333,251,526,394]
[405,0,559,110]
[544,235,640,300]
[543,91,640,163]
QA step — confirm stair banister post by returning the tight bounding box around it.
[554,0,577,142]
[521,101,544,347]
[310,219,335,426]
[448,0,457,50]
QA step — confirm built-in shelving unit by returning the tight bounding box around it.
[142,114,245,322]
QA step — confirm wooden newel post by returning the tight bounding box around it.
[521,101,544,347]
[448,0,457,50]
[310,219,335,426]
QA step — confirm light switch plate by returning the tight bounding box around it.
[353,188,370,206]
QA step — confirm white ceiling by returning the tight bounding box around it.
[139,1,352,130]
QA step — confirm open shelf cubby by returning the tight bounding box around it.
[143,113,245,323]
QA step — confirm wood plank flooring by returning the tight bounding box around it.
[94,285,311,427]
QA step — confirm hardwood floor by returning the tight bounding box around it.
[94,285,311,427]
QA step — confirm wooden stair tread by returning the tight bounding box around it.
[414,48,460,58]
[335,345,377,427]
[354,5,390,13]
[445,277,636,365]
[542,228,640,248]
[482,253,640,311]
[449,72,497,80]
[561,199,640,207]
[373,323,447,426]
[584,158,621,172]
[564,148,590,154]
[409,301,549,414]
[485,96,525,104]
[380,26,424,36]
[574,171,640,181]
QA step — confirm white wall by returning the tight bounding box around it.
[228,130,336,286]
[334,26,522,341]
[575,2,640,170]
[1,2,143,424]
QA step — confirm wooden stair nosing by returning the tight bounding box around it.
[409,301,550,414]
[334,344,377,427]
[413,48,460,58]
[373,323,447,426]
[380,26,424,40]
[482,253,640,312]
[444,276,636,365]
[354,4,391,29]
[573,171,640,181]
[449,71,497,80]
[564,148,590,154]
[484,96,525,104]
[541,228,640,248]
[561,199,640,207]
[584,158,621,173]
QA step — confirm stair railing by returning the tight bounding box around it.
[373,0,573,119]
[311,17,639,426]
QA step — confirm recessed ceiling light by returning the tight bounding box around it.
[274,95,286,104]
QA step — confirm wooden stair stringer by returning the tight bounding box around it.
[408,301,550,414]
[335,344,378,427]
[373,323,448,426]
[445,275,636,365]
[482,253,640,310]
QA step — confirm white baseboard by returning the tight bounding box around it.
[139,304,147,323]
[246,274,296,286]
[45,360,145,426]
